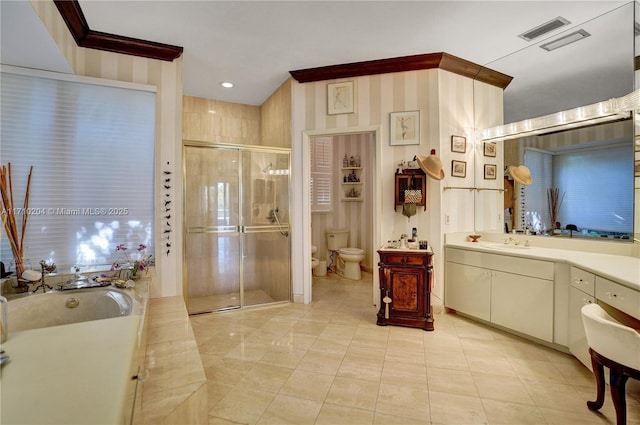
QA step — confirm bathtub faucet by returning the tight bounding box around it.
[32,260,55,293]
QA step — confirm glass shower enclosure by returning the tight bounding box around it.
[184,142,291,314]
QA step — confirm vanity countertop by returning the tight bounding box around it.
[445,241,640,292]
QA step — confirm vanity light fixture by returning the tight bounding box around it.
[481,89,639,142]
[220,81,234,88]
[540,29,590,52]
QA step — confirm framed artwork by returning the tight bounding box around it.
[389,111,420,146]
[484,164,497,180]
[327,81,354,115]
[451,160,466,178]
[483,142,497,157]
[451,135,466,153]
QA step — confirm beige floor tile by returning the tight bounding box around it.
[480,399,546,424]
[428,390,487,424]
[309,336,351,356]
[385,347,427,366]
[297,350,345,375]
[426,367,477,397]
[375,383,430,420]
[373,412,430,424]
[209,387,275,424]
[273,331,318,351]
[337,354,384,382]
[425,348,469,371]
[223,341,272,362]
[325,376,380,411]
[509,358,569,384]
[382,361,429,389]
[465,353,519,377]
[256,394,322,425]
[235,363,293,393]
[279,369,335,402]
[258,347,307,369]
[523,380,588,413]
[538,406,611,425]
[315,403,376,425]
[189,273,638,425]
[472,371,535,405]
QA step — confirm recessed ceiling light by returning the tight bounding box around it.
[220,81,234,88]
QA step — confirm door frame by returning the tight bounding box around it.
[301,125,382,306]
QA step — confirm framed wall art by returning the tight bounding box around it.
[483,142,497,157]
[327,81,354,115]
[451,135,466,153]
[484,164,497,180]
[389,110,420,146]
[451,160,466,178]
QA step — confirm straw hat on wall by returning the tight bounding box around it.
[508,165,533,186]
[417,150,445,180]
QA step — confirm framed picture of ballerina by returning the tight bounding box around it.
[327,81,354,115]
[389,111,420,146]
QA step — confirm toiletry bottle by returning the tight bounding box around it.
[343,154,349,167]
[355,154,361,167]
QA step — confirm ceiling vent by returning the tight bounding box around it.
[519,17,570,41]
[540,29,591,52]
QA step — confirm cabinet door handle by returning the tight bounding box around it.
[402,257,408,264]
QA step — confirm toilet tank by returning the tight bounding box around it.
[326,229,349,251]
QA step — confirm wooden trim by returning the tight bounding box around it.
[635,55,640,71]
[290,52,513,89]
[53,0,183,61]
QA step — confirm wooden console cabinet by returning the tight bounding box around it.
[377,249,434,331]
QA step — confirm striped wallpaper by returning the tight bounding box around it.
[31,0,184,299]
[291,69,504,306]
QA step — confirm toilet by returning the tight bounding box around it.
[326,229,365,280]
[311,245,319,270]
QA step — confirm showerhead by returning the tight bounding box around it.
[262,162,273,173]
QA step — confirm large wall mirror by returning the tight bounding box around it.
[474,1,638,243]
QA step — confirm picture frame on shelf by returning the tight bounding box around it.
[327,81,354,115]
[389,111,420,146]
[451,135,466,153]
[483,142,497,157]
[451,160,466,178]
[484,164,497,180]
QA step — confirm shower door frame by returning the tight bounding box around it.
[182,140,292,313]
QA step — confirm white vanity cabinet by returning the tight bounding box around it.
[568,266,595,368]
[445,248,555,342]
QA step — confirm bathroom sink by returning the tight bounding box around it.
[478,242,531,250]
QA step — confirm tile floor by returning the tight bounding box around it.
[191,272,640,425]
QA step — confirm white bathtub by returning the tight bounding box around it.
[8,286,138,332]
[2,281,148,425]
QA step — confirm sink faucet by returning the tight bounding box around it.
[503,237,517,245]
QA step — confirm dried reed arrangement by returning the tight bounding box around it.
[0,163,33,281]
[547,187,565,232]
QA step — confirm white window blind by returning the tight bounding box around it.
[311,137,333,213]
[523,149,553,233]
[1,70,155,272]
[553,144,633,233]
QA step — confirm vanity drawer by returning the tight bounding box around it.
[379,252,427,267]
[570,267,595,295]
[596,276,640,318]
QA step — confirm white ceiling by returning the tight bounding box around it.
[1,1,635,122]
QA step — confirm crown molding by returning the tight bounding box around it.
[289,52,512,89]
[53,0,183,61]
